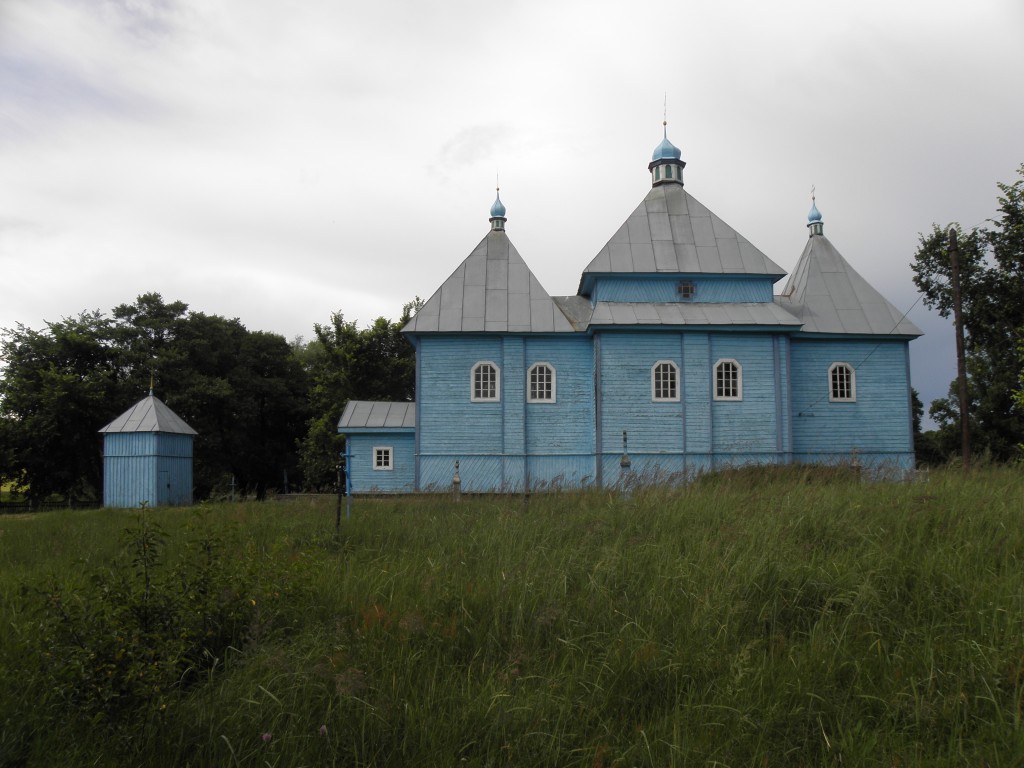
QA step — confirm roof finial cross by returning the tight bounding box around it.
[663,93,668,135]
[811,184,816,202]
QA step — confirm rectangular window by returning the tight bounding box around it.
[373,446,393,471]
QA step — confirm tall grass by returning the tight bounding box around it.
[1,466,1022,766]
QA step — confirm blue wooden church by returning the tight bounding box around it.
[339,127,922,493]
[99,391,197,507]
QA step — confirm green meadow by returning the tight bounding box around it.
[1,466,1022,766]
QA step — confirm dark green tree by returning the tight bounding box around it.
[911,164,1024,461]
[1,294,310,502]
[298,301,418,491]
[0,312,123,502]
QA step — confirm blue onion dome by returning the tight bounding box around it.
[490,190,506,218]
[651,123,682,162]
[808,198,822,223]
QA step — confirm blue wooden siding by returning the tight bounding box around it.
[682,333,711,454]
[346,433,415,493]
[789,338,914,469]
[591,277,774,303]
[598,332,686,456]
[103,432,193,507]
[597,331,788,479]
[710,334,779,461]
[525,336,596,485]
[402,329,914,491]
[417,335,597,492]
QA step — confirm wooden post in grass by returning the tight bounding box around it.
[948,228,971,469]
[335,462,342,535]
[452,460,461,503]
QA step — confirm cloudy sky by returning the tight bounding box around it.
[2,0,1022,423]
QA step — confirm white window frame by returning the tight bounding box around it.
[527,362,556,403]
[828,362,856,402]
[471,361,501,402]
[373,446,393,471]
[651,360,680,402]
[714,358,743,401]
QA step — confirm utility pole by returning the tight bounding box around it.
[948,228,971,469]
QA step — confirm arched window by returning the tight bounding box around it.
[651,361,679,401]
[714,359,742,400]
[528,362,556,403]
[829,362,856,402]
[471,361,500,402]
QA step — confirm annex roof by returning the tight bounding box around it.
[777,233,923,337]
[579,183,786,295]
[338,400,416,430]
[589,301,803,328]
[403,230,576,334]
[99,393,197,435]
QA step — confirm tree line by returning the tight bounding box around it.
[0,294,416,502]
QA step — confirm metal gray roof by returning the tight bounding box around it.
[777,234,923,337]
[99,394,197,435]
[338,400,416,430]
[403,231,576,334]
[580,183,786,293]
[589,301,803,328]
[551,296,594,331]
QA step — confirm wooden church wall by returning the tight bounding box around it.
[345,433,415,493]
[416,334,597,492]
[789,338,914,469]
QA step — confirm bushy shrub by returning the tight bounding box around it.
[16,509,311,750]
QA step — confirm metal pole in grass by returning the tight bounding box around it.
[452,460,461,503]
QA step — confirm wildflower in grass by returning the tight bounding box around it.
[319,724,328,736]
[262,732,272,743]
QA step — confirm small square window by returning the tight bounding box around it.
[373,447,393,471]
[677,281,696,300]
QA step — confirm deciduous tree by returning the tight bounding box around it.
[911,164,1024,461]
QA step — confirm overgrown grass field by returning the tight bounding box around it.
[1,467,1022,766]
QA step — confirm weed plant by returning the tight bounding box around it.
[0,466,1022,766]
